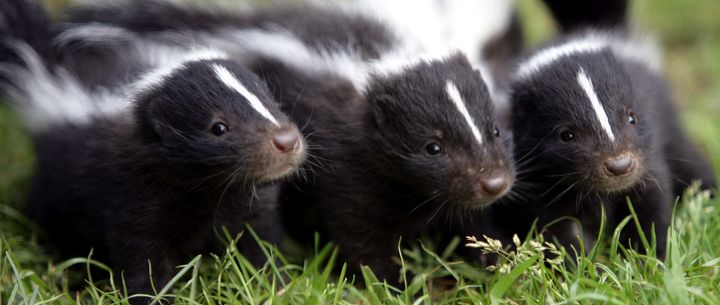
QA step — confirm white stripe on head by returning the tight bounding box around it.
[132,48,229,93]
[576,67,615,142]
[515,32,663,80]
[516,39,606,79]
[370,48,455,78]
[212,64,280,127]
[446,80,483,145]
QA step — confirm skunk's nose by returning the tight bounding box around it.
[480,175,510,196]
[271,128,301,153]
[604,156,635,176]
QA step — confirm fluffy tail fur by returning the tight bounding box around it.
[0,0,125,132]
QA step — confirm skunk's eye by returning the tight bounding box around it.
[211,122,228,136]
[560,130,575,142]
[493,127,501,137]
[628,113,637,125]
[425,142,443,156]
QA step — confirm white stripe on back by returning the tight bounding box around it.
[576,67,615,142]
[212,64,280,127]
[446,80,483,145]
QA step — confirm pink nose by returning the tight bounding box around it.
[604,156,635,176]
[480,176,510,195]
[271,129,300,153]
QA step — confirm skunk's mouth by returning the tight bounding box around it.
[257,161,303,183]
[594,174,644,193]
[456,180,514,210]
[588,167,645,193]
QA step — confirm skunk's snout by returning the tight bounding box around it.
[272,127,301,153]
[479,175,511,196]
[253,125,306,182]
[604,154,636,177]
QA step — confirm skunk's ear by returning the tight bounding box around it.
[133,95,165,143]
[368,93,398,128]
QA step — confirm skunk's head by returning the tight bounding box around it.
[133,57,306,184]
[511,47,652,194]
[363,53,514,209]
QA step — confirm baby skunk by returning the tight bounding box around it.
[58,1,517,280]
[492,31,715,257]
[1,1,306,298]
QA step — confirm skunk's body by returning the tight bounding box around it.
[1,1,306,299]
[492,32,715,256]
[59,1,517,279]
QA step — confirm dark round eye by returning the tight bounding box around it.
[493,127,501,137]
[425,142,443,156]
[560,130,575,142]
[628,113,637,125]
[211,122,228,136]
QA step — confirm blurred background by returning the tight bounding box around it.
[1,0,719,204]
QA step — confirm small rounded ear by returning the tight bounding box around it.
[133,96,164,143]
[369,94,397,128]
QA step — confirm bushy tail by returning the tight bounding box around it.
[1,0,125,132]
[541,0,629,32]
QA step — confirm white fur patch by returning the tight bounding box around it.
[345,0,507,95]
[577,67,615,142]
[369,47,456,78]
[131,48,229,93]
[346,0,513,64]
[55,10,503,96]
[0,43,128,131]
[0,41,236,131]
[212,64,280,127]
[54,24,136,47]
[516,31,662,79]
[446,80,483,145]
[516,40,606,79]
[206,28,371,89]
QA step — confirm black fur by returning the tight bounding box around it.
[59,1,516,280]
[541,0,629,32]
[492,33,715,258]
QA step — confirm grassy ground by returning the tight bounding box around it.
[2,0,720,304]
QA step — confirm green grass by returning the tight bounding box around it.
[2,0,720,304]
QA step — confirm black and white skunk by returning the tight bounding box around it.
[491,31,716,257]
[0,0,306,300]
[57,0,517,279]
